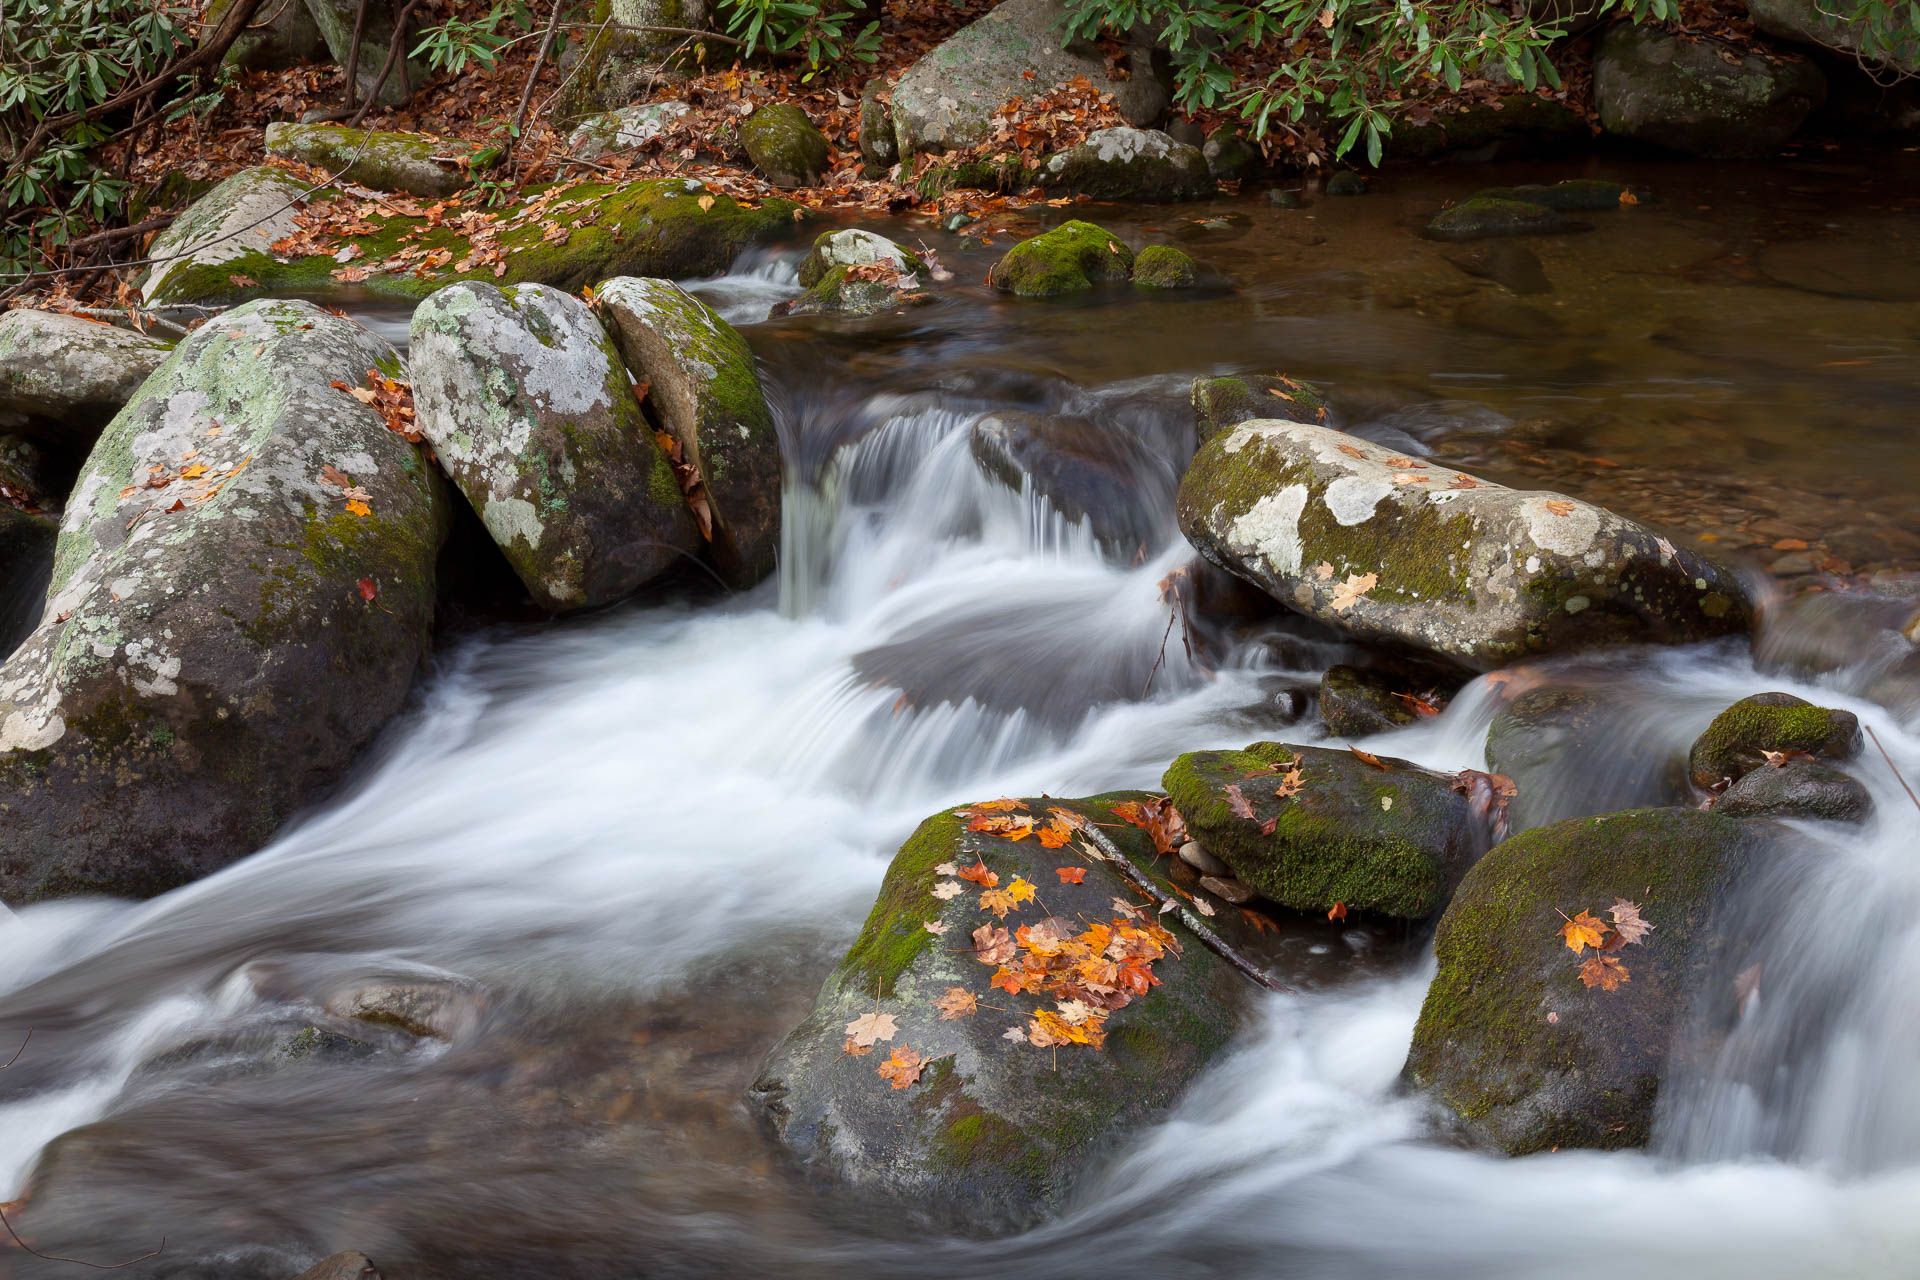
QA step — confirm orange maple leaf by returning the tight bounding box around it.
[1578,954,1630,991]
[1056,866,1088,884]
[957,860,999,888]
[877,1044,925,1089]
[1327,902,1348,922]
[972,924,1016,965]
[934,987,978,1019]
[1559,910,1610,954]
[979,887,1018,918]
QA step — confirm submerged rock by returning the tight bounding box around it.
[1473,179,1631,212]
[293,1251,384,1280]
[1039,128,1215,202]
[742,103,830,188]
[751,793,1252,1235]
[1163,742,1479,919]
[1593,25,1825,159]
[1404,808,1766,1154]
[1716,757,1872,823]
[1192,373,1328,446]
[1485,685,1688,832]
[788,228,932,317]
[0,310,173,447]
[968,411,1175,558]
[265,122,477,198]
[408,281,698,612]
[1202,131,1259,181]
[1132,244,1198,289]
[1687,692,1861,790]
[565,100,691,160]
[0,300,448,903]
[595,276,782,587]
[1427,197,1583,242]
[1324,171,1366,197]
[1176,421,1751,670]
[991,221,1133,297]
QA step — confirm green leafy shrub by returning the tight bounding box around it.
[716,0,881,81]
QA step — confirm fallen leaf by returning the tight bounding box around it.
[841,1037,872,1057]
[1274,765,1305,798]
[1006,878,1037,905]
[1543,499,1575,517]
[1224,783,1256,819]
[931,880,963,900]
[1609,899,1655,945]
[979,887,1018,918]
[934,862,960,876]
[1578,954,1630,991]
[1327,902,1348,922]
[923,919,949,936]
[344,499,372,517]
[1329,572,1378,612]
[1349,745,1387,770]
[1560,909,1610,954]
[844,1011,899,1047]
[181,464,208,480]
[934,987,978,1019]
[958,860,999,888]
[357,578,376,601]
[877,1044,925,1088]
[972,924,1017,965]
[1055,866,1088,884]
[1618,190,1640,205]
[1313,561,1335,580]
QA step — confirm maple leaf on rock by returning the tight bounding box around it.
[979,887,1017,918]
[1056,866,1088,884]
[958,860,999,888]
[1006,878,1037,905]
[1329,572,1379,612]
[877,1044,925,1089]
[1559,910,1610,954]
[931,880,963,900]
[844,1011,899,1047]
[1609,899,1655,945]
[973,924,1017,965]
[1578,954,1630,991]
[934,987,978,1019]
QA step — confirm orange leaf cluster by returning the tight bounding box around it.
[1109,796,1187,857]
[1556,899,1656,993]
[651,429,713,541]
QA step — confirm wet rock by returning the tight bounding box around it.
[595,276,782,588]
[303,0,426,108]
[1751,586,1920,725]
[265,123,476,198]
[1163,742,1479,919]
[1486,685,1688,832]
[1202,131,1259,181]
[409,281,698,612]
[1768,551,1817,576]
[968,411,1175,559]
[0,310,173,448]
[742,103,830,188]
[1325,171,1366,197]
[1441,242,1552,296]
[1593,25,1825,159]
[1199,874,1254,904]
[207,0,324,69]
[1318,665,1421,737]
[1748,0,1919,76]
[571,0,709,110]
[280,1025,377,1063]
[1427,197,1582,242]
[1192,373,1327,446]
[293,1251,382,1280]
[1758,235,1920,304]
[750,793,1252,1235]
[1716,757,1872,823]
[1178,839,1229,877]
[858,79,898,176]
[788,228,932,317]
[0,300,449,903]
[145,175,800,308]
[1176,421,1752,671]
[0,434,62,509]
[1472,179,1630,212]
[991,220,1133,297]
[1404,808,1766,1154]
[1038,128,1215,202]
[890,0,1167,159]
[1391,96,1589,161]
[1687,692,1861,790]
[565,100,691,160]
[1132,244,1198,289]
[325,980,477,1039]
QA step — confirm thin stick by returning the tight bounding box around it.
[1140,604,1176,699]
[511,0,568,142]
[347,0,424,129]
[343,0,371,112]
[0,1205,162,1270]
[1866,724,1920,815]
[0,1028,29,1068]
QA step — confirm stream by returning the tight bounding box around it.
[1,154,1918,1278]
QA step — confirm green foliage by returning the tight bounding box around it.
[411,1,540,76]
[716,0,881,81]
[1818,0,1920,77]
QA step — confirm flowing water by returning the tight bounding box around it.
[2,156,1919,1279]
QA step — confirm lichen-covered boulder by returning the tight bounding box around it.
[408,281,697,612]
[139,166,310,306]
[969,411,1175,559]
[1132,244,1197,288]
[208,0,324,69]
[742,103,831,188]
[264,123,476,199]
[1163,742,1480,919]
[889,0,1167,159]
[750,793,1252,1235]
[1427,196,1583,242]
[857,79,898,176]
[0,300,448,903]
[1192,373,1327,446]
[787,228,932,317]
[1593,24,1825,159]
[1473,179,1631,212]
[0,310,173,447]
[1749,0,1919,77]
[144,176,801,308]
[303,0,426,107]
[1325,170,1366,197]
[1039,128,1214,202]
[594,277,781,588]
[1716,757,1871,823]
[1485,685,1688,833]
[991,221,1133,297]
[1318,665,1422,738]
[1176,421,1751,670]
[1687,692,1861,790]
[572,0,710,110]
[565,100,691,160]
[1404,808,1766,1154]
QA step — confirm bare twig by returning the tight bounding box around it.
[343,0,372,112]
[0,1204,163,1271]
[1866,724,1920,815]
[347,0,423,128]
[512,0,569,142]
[0,1028,29,1069]
[65,215,175,251]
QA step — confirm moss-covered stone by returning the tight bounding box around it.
[1325,170,1366,197]
[1474,179,1631,212]
[991,220,1133,297]
[206,0,324,69]
[1427,197,1583,242]
[303,0,427,107]
[264,122,478,198]
[566,0,709,114]
[1132,244,1197,289]
[1391,95,1590,161]
[138,166,311,305]
[1404,808,1765,1154]
[1593,23,1826,159]
[1163,742,1478,918]
[787,228,933,317]
[1687,692,1861,790]
[1202,131,1260,181]
[1716,757,1871,823]
[857,78,898,177]
[1039,127,1215,202]
[913,156,1032,200]
[1318,665,1420,737]
[1191,373,1327,447]
[742,102,830,188]
[750,792,1252,1235]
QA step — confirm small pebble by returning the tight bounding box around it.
[1178,840,1229,877]
[1198,874,1254,905]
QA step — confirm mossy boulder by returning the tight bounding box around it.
[1716,757,1871,823]
[991,221,1133,297]
[408,281,697,612]
[1176,420,1752,670]
[595,276,781,588]
[1427,197,1583,242]
[0,300,449,904]
[1404,808,1767,1154]
[138,166,311,305]
[787,228,932,317]
[207,0,324,69]
[0,310,173,451]
[1164,742,1480,919]
[1039,128,1215,202]
[742,103,831,188]
[1132,244,1197,289]
[1325,170,1366,197]
[889,0,1167,159]
[1687,692,1861,790]
[1318,665,1421,737]
[144,176,801,308]
[264,122,479,198]
[857,79,898,176]
[1192,373,1327,447]
[1473,179,1631,212]
[1593,24,1825,159]
[968,411,1176,560]
[302,0,427,107]
[913,156,1033,200]
[565,100,691,160]
[750,792,1252,1235]
[1485,685,1688,833]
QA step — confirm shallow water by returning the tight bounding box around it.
[3,156,1919,1278]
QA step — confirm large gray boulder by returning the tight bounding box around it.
[0,300,449,903]
[140,166,310,306]
[565,100,691,160]
[1593,24,1825,159]
[207,0,325,69]
[264,123,476,198]
[303,0,426,107]
[742,103,831,188]
[407,281,699,612]
[890,0,1168,159]
[1039,127,1214,201]
[751,793,1252,1235]
[1747,0,1920,76]
[1176,420,1751,670]
[574,0,711,110]
[1404,808,1767,1154]
[0,310,174,446]
[594,277,782,588]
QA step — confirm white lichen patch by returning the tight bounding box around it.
[1228,483,1308,579]
[482,495,542,549]
[1522,495,1602,557]
[1324,474,1395,526]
